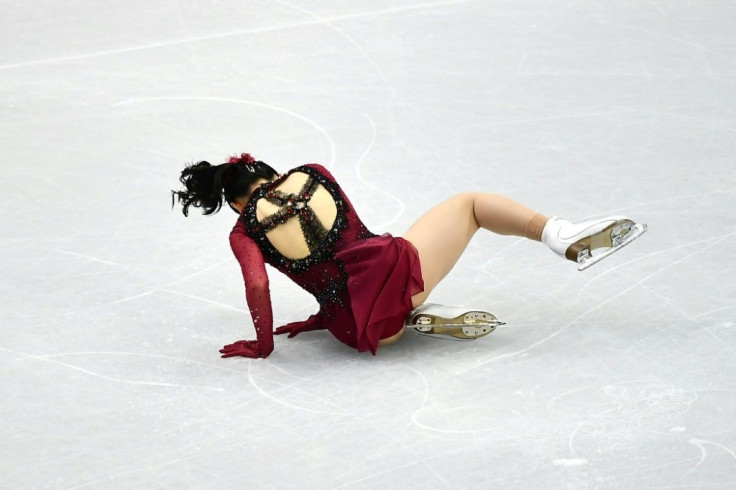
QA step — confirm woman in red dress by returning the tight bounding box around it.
[172,153,646,358]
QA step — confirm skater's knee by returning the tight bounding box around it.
[456,191,484,202]
[460,192,484,229]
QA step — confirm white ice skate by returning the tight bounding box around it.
[405,303,505,341]
[542,216,647,271]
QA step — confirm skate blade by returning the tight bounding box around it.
[408,311,504,340]
[410,323,502,341]
[576,222,647,271]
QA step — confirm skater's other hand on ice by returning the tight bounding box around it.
[274,314,325,338]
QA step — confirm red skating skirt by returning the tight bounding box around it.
[334,233,424,355]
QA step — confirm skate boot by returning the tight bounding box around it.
[405,303,504,341]
[542,216,647,271]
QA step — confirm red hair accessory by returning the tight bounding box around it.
[228,153,256,165]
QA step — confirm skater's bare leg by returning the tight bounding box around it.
[378,327,404,346]
[403,192,547,308]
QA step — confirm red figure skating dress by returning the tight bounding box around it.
[229,164,424,356]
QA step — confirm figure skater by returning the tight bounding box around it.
[172,153,646,358]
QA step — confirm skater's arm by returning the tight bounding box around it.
[221,226,274,358]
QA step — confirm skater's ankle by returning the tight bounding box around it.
[524,213,548,242]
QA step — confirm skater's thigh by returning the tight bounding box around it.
[402,192,479,308]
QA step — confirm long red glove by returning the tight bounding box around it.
[274,313,326,338]
[225,221,275,359]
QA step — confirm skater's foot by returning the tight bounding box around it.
[542,216,647,271]
[405,303,504,341]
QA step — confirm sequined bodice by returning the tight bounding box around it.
[238,164,376,309]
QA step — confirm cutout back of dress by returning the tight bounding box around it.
[254,172,338,260]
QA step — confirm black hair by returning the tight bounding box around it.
[172,154,279,216]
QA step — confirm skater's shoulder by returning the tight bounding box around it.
[229,217,249,241]
[298,163,337,181]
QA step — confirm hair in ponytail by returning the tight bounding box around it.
[172,153,279,216]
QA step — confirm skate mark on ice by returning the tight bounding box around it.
[678,439,736,483]
[3,347,225,391]
[38,350,309,381]
[614,232,736,323]
[480,237,526,274]
[331,364,452,489]
[546,386,592,412]
[158,288,244,312]
[246,362,347,416]
[0,225,117,244]
[110,258,232,305]
[0,0,477,71]
[577,231,736,301]
[600,21,736,67]
[563,380,702,462]
[582,189,729,220]
[453,323,570,375]
[357,114,406,229]
[149,364,329,440]
[408,365,520,434]
[403,364,430,415]
[45,247,121,267]
[700,325,736,356]
[620,267,736,357]
[567,406,621,457]
[114,112,225,152]
[113,97,336,168]
[274,0,398,97]
[456,235,722,376]
[283,363,454,489]
[452,290,632,375]
[694,304,736,319]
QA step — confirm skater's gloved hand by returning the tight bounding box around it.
[274,313,325,338]
[219,340,271,358]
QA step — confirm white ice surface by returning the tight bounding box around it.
[2,1,735,489]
